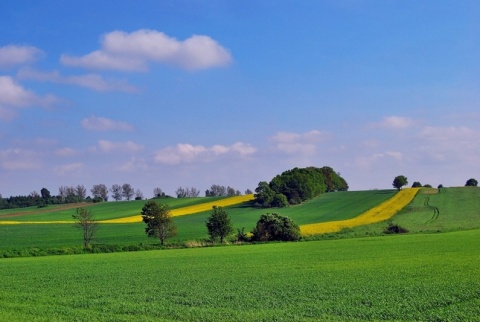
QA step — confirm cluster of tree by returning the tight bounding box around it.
[254,166,348,208]
[465,178,478,187]
[175,187,200,198]
[205,184,242,197]
[0,186,89,209]
[140,201,301,247]
[109,183,143,201]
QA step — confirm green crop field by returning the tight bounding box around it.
[1,229,479,321]
[0,187,479,320]
[0,190,396,254]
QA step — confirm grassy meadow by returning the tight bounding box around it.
[0,187,479,320]
[1,229,479,321]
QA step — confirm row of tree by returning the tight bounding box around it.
[140,201,301,246]
[392,175,478,190]
[254,166,348,208]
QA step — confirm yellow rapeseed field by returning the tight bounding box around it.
[300,188,420,236]
[99,194,255,223]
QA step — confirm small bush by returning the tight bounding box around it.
[251,213,301,241]
[384,222,409,234]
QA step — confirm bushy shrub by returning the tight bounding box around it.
[251,213,300,241]
[384,222,409,234]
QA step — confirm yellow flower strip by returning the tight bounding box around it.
[98,194,255,224]
[300,188,420,236]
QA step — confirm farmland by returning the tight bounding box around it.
[0,229,479,321]
[0,187,479,321]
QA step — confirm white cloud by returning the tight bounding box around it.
[17,67,138,92]
[115,157,148,172]
[54,162,85,175]
[378,116,414,129]
[270,130,331,156]
[354,151,404,168]
[60,29,232,71]
[0,148,41,170]
[54,147,78,157]
[154,142,256,165]
[96,140,144,153]
[0,76,59,120]
[0,45,43,68]
[416,126,480,164]
[81,115,134,131]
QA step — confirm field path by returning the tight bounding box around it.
[300,188,420,235]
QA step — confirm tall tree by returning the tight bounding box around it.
[75,185,87,201]
[122,183,134,200]
[40,188,51,199]
[91,184,108,201]
[393,175,408,190]
[141,201,177,246]
[205,206,234,243]
[153,187,165,198]
[135,189,144,200]
[110,184,123,201]
[72,207,98,248]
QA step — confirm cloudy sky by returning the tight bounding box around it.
[1,1,479,197]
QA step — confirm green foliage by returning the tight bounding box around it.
[0,230,479,321]
[254,166,348,208]
[392,175,408,190]
[465,178,478,186]
[412,181,422,188]
[251,213,300,241]
[72,207,98,248]
[205,206,233,243]
[141,201,177,245]
[384,222,409,234]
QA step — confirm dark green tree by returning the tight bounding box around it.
[141,201,177,246]
[411,181,422,188]
[40,188,51,199]
[251,213,301,241]
[254,181,275,207]
[205,206,234,243]
[393,175,408,190]
[465,178,478,187]
[72,207,98,248]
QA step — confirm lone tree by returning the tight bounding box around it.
[393,175,408,190]
[141,201,177,246]
[465,178,478,187]
[205,206,234,243]
[251,213,301,242]
[72,207,98,248]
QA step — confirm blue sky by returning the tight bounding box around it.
[1,0,479,198]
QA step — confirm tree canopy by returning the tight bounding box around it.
[205,206,234,243]
[393,175,408,190]
[254,166,348,208]
[465,178,478,187]
[141,201,177,246]
[251,213,300,241]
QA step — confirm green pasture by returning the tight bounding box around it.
[0,190,396,252]
[1,229,479,321]
[319,187,480,239]
[0,196,227,222]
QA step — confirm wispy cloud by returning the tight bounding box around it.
[154,142,256,165]
[17,67,138,92]
[60,29,232,71]
[54,162,85,175]
[81,115,134,131]
[270,130,332,156]
[94,140,144,153]
[0,148,41,170]
[376,116,414,130]
[0,45,43,68]
[0,76,59,121]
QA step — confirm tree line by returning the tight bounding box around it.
[0,183,248,210]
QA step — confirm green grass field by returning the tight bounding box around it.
[0,190,396,253]
[0,187,479,320]
[1,229,478,321]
